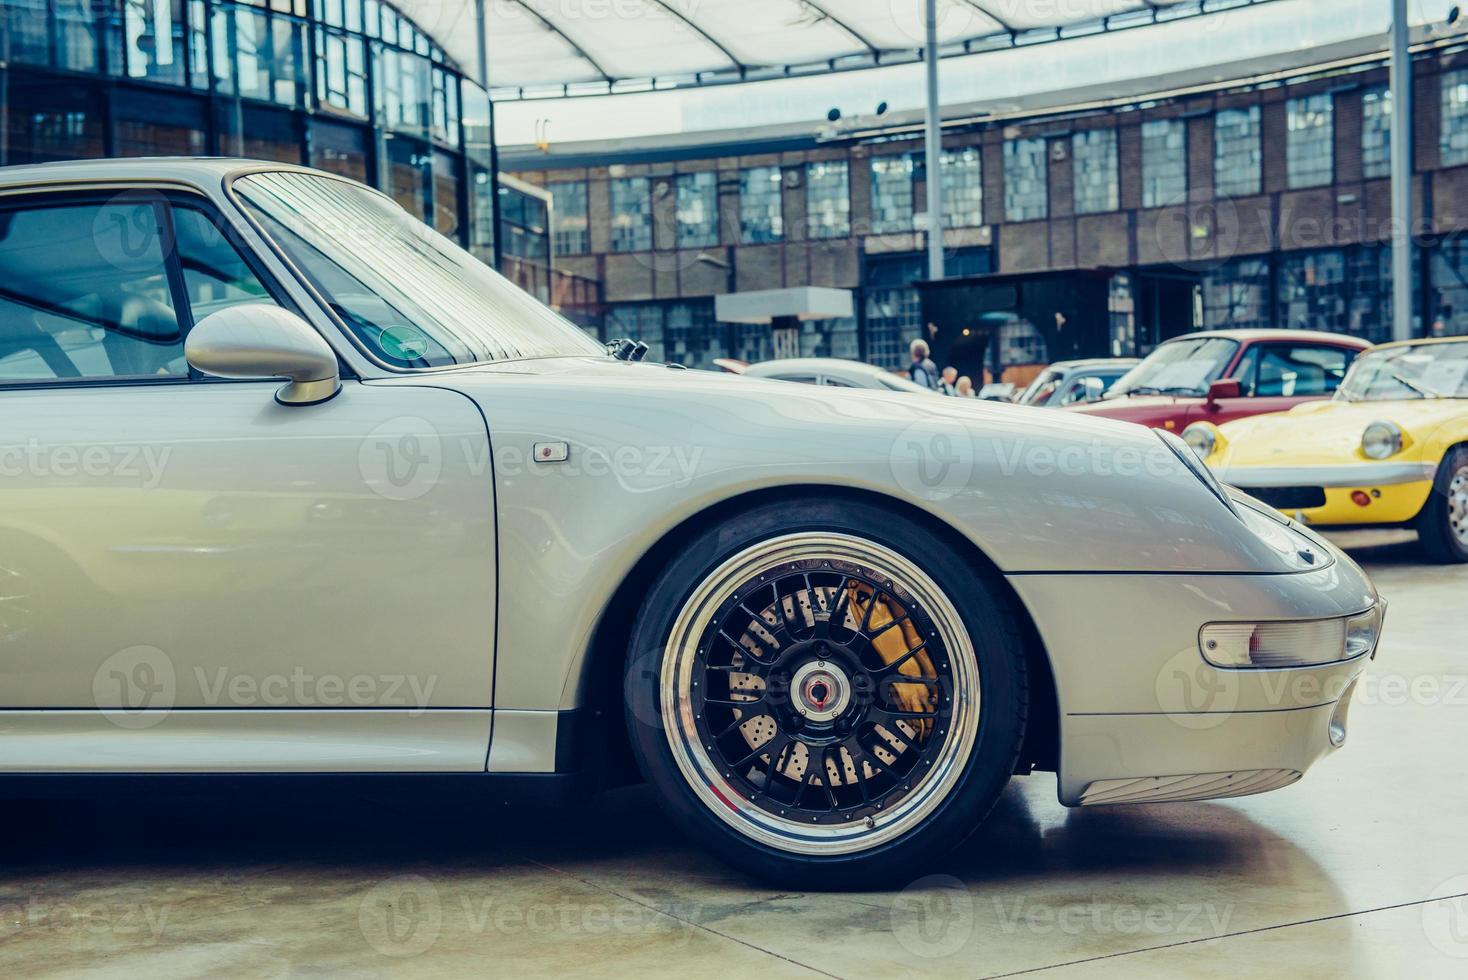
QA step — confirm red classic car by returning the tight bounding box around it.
[1064,329,1372,432]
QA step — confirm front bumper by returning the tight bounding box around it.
[1217,461,1436,526]
[1007,526,1382,807]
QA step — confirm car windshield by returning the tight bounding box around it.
[1106,337,1239,398]
[1337,341,1468,401]
[1017,369,1062,405]
[235,171,605,368]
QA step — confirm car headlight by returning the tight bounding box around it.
[1200,601,1386,669]
[1181,422,1217,460]
[1361,421,1403,460]
[1157,429,1236,516]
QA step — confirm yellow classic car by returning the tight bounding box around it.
[1184,337,1468,563]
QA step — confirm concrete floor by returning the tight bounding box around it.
[1,534,1464,979]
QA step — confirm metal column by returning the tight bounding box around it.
[1390,0,1414,342]
[924,0,945,281]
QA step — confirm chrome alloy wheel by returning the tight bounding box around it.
[660,533,981,856]
[1450,463,1468,545]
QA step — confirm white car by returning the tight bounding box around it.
[738,356,938,393]
[0,160,1384,886]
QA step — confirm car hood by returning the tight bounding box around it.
[369,356,1329,576]
[1214,398,1467,467]
[1062,394,1197,421]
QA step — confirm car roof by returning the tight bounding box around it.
[1366,335,1468,352]
[1160,328,1371,347]
[745,358,888,376]
[0,157,314,191]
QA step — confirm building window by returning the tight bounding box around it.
[665,301,722,368]
[609,177,652,253]
[1141,119,1187,208]
[1442,69,1468,168]
[1431,240,1468,336]
[739,166,784,243]
[1214,105,1262,198]
[373,42,431,135]
[676,171,719,249]
[863,255,925,370]
[1201,256,1271,330]
[1072,129,1119,215]
[315,28,368,116]
[941,147,984,228]
[1004,138,1048,222]
[1277,249,1346,333]
[806,160,851,239]
[1362,87,1392,180]
[548,180,589,255]
[606,303,665,361]
[800,317,860,359]
[115,0,188,86]
[1286,94,1333,189]
[870,154,915,234]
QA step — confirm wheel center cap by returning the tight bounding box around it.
[791,660,852,723]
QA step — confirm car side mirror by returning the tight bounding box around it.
[1206,378,1243,406]
[186,304,341,406]
[1081,376,1106,403]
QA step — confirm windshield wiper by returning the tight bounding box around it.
[1121,385,1202,397]
[1391,372,1444,399]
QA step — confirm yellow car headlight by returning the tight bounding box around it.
[1361,421,1403,460]
[1182,422,1217,460]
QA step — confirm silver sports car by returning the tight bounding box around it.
[0,160,1384,886]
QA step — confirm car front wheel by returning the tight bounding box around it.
[1418,447,1468,564]
[624,498,1028,887]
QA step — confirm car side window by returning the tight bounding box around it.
[172,205,277,323]
[821,377,856,387]
[773,375,819,385]
[1255,344,1353,397]
[1229,347,1260,396]
[0,198,183,381]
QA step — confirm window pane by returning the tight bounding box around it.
[1072,129,1118,214]
[941,148,983,228]
[1202,255,1270,329]
[739,166,784,243]
[1141,119,1187,208]
[805,160,850,239]
[609,177,651,253]
[675,171,719,249]
[238,171,603,367]
[1286,94,1333,189]
[0,199,182,381]
[2,0,51,67]
[1253,344,1352,396]
[386,136,432,222]
[1004,138,1048,222]
[870,154,914,234]
[1,78,104,166]
[118,0,187,86]
[548,180,589,256]
[1362,87,1392,180]
[172,205,277,322]
[1442,69,1468,168]
[309,118,371,183]
[1214,105,1262,198]
[432,149,460,238]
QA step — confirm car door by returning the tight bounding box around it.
[0,189,496,771]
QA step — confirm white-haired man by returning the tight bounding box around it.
[908,339,939,391]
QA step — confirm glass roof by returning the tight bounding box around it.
[400,0,1286,98]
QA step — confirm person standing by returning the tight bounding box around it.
[939,366,958,396]
[908,339,939,390]
[955,376,976,398]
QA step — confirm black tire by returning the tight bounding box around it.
[1417,447,1468,564]
[623,497,1028,888]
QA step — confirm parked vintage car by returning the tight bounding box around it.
[1187,337,1468,563]
[0,160,1384,886]
[1065,329,1370,432]
[1014,357,1140,407]
[737,356,937,393]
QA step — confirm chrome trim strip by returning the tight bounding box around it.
[1218,462,1436,488]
